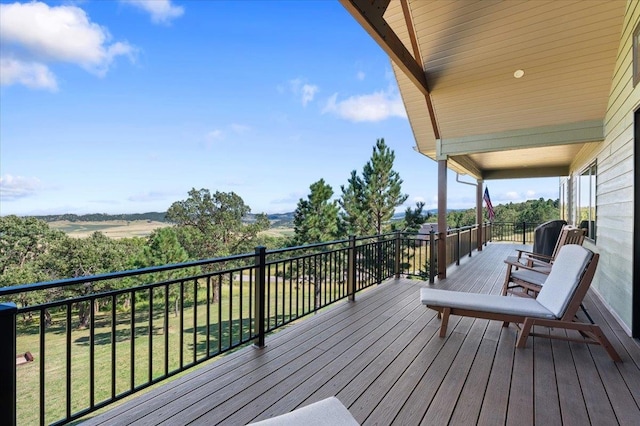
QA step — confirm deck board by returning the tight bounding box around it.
[81,243,640,426]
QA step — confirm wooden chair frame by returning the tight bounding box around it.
[509,225,586,269]
[503,226,586,296]
[425,252,621,362]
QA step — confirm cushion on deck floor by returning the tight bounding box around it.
[420,288,556,319]
[247,397,359,426]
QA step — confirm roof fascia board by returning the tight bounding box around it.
[438,120,604,157]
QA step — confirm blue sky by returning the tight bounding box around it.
[0,0,559,217]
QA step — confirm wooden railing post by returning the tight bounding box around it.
[394,232,401,279]
[0,302,17,426]
[347,235,356,301]
[253,246,266,348]
[429,231,436,284]
[456,228,461,266]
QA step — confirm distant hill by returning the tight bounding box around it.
[32,209,456,227]
[34,212,169,223]
[33,211,296,227]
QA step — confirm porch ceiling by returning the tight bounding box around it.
[341,0,625,179]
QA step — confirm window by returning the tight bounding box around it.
[577,162,597,240]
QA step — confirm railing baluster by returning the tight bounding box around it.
[40,309,45,426]
[217,275,222,354]
[149,288,153,382]
[193,278,197,364]
[164,284,169,377]
[179,281,184,369]
[130,291,135,392]
[229,272,233,348]
[111,295,116,399]
[206,276,211,356]
[66,304,72,419]
[90,297,95,409]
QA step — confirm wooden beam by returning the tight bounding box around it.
[399,0,440,139]
[482,166,570,179]
[437,120,604,158]
[339,0,430,99]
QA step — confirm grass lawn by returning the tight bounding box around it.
[14,276,332,425]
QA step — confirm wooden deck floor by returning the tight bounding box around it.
[82,243,640,425]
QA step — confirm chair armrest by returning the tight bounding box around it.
[504,259,552,275]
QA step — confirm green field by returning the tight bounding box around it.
[48,220,294,240]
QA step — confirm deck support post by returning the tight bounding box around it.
[253,247,266,348]
[437,159,447,279]
[0,302,17,426]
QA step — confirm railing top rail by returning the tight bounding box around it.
[0,251,254,298]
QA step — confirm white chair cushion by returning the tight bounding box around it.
[511,269,547,287]
[420,288,555,319]
[535,245,592,318]
[247,397,359,426]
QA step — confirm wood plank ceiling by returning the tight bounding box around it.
[341,0,625,179]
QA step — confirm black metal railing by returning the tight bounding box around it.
[0,222,512,425]
[488,221,539,244]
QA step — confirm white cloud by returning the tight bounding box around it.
[0,57,57,91]
[322,90,407,122]
[356,71,366,81]
[122,0,184,25]
[505,191,520,200]
[0,174,42,201]
[301,84,318,106]
[0,2,136,89]
[205,129,224,144]
[230,123,251,134]
[128,191,171,202]
[526,190,537,197]
[288,78,319,106]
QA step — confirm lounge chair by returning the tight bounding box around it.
[420,245,621,362]
[505,225,585,271]
[247,397,359,425]
[503,225,586,296]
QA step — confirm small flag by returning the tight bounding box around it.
[483,187,495,222]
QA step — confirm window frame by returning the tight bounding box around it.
[576,162,597,241]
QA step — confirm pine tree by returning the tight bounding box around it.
[340,139,408,235]
[339,170,370,235]
[293,179,340,244]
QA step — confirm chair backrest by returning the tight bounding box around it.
[536,245,596,318]
[549,225,586,260]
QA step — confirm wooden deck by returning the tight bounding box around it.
[82,243,640,425]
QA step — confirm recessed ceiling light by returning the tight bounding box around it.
[514,69,525,78]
